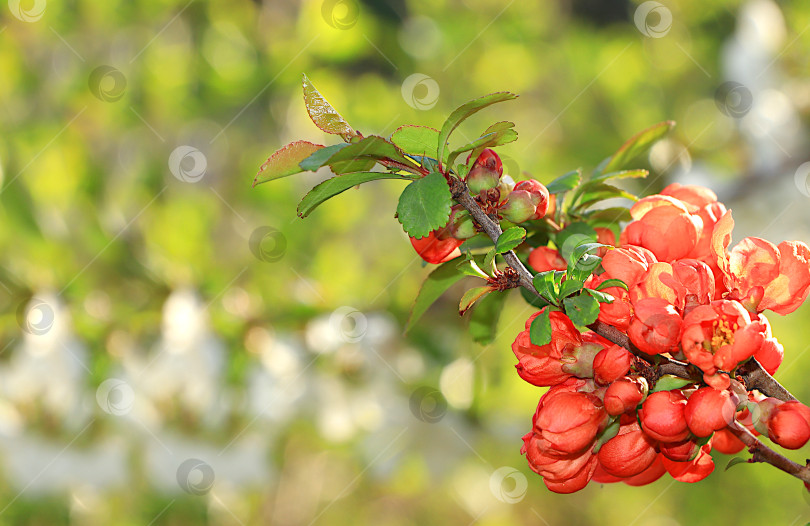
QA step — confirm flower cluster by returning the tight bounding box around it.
[518,184,810,493]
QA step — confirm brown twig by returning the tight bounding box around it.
[727,421,810,483]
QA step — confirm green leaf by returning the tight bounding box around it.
[469,290,508,344]
[593,417,621,454]
[532,271,558,304]
[302,74,356,141]
[724,457,749,471]
[468,121,519,162]
[546,169,581,194]
[559,278,584,299]
[585,288,614,304]
[556,222,598,261]
[520,286,550,309]
[599,121,675,174]
[575,183,638,210]
[459,286,493,315]
[589,168,649,184]
[396,171,453,238]
[652,375,695,392]
[563,294,600,326]
[495,226,526,254]
[448,121,518,167]
[456,257,490,279]
[595,278,629,291]
[254,140,324,187]
[529,309,552,346]
[482,247,497,273]
[437,92,518,163]
[324,135,418,174]
[391,126,440,158]
[297,172,412,218]
[406,260,467,332]
[299,143,349,171]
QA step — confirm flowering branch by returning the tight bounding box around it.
[727,421,810,483]
[449,175,798,402]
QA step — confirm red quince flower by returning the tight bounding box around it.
[535,391,609,455]
[622,455,667,486]
[765,401,810,450]
[712,210,810,315]
[681,300,767,381]
[684,387,739,438]
[638,390,691,443]
[528,246,566,273]
[604,377,648,416]
[659,438,701,462]
[620,195,703,261]
[512,310,582,386]
[711,428,745,454]
[597,420,658,478]
[593,344,633,385]
[410,229,462,264]
[661,444,715,483]
[628,298,683,355]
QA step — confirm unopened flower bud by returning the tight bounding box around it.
[500,190,536,223]
[497,174,515,202]
[514,179,550,219]
[465,148,502,195]
[560,343,603,379]
[604,377,648,416]
[450,209,476,240]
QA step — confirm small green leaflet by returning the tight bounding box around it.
[495,226,526,254]
[546,169,581,194]
[299,143,349,171]
[725,457,749,471]
[396,171,453,238]
[297,172,413,218]
[468,121,519,162]
[585,288,614,304]
[589,168,649,184]
[584,207,633,224]
[520,286,550,309]
[469,290,508,345]
[558,278,584,299]
[595,278,629,291]
[597,120,675,175]
[575,183,638,210]
[254,140,323,187]
[437,92,518,163]
[302,74,356,141]
[532,271,559,305]
[391,126,440,158]
[652,375,695,392]
[446,121,518,168]
[563,294,600,326]
[529,309,552,346]
[324,135,418,174]
[459,286,493,315]
[406,259,467,332]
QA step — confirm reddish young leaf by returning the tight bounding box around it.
[254,140,323,187]
[302,74,356,141]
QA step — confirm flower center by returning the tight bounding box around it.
[708,319,737,351]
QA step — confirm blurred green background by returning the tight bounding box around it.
[1,0,810,524]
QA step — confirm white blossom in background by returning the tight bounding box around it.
[124,289,227,428]
[0,293,90,431]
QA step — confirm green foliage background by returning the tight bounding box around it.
[1,0,809,524]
